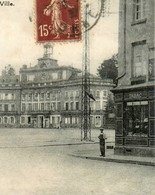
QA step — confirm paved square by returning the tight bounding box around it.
[0,128,154,195]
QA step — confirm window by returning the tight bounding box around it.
[28,94,32,101]
[46,92,50,99]
[28,75,34,81]
[148,59,155,80]
[103,90,107,97]
[10,117,15,124]
[72,117,75,124]
[11,104,15,111]
[102,102,107,110]
[70,91,73,98]
[70,102,74,110]
[34,93,38,101]
[67,117,71,124]
[21,117,25,124]
[134,0,146,21]
[11,94,14,100]
[4,104,8,112]
[28,103,32,111]
[4,94,8,100]
[58,72,62,80]
[46,103,50,110]
[34,103,38,111]
[57,91,61,99]
[51,92,56,100]
[0,104,2,111]
[96,101,100,110]
[7,94,12,100]
[125,101,148,137]
[76,102,79,110]
[65,117,68,124]
[22,94,26,101]
[65,91,68,98]
[28,116,31,124]
[65,102,69,111]
[40,93,44,100]
[76,91,79,97]
[57,102,61,111]
[41,103,44,111]
[52,116,55,124]
[96,91,100,98]
[75,117,79,124]
[22,103,26,112]
[51,102,56,111]
[4,117,8,124]
[52,73,58,80]
[132,42,147,77]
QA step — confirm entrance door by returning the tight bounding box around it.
[45,119,49,128]
[38,116,44,128]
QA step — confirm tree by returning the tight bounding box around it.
[97,54,118,83]
[4,65,15,76]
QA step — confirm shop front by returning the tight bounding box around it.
[112,85,155,157]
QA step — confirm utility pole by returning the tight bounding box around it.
[81,4,91,141]
[81,0,110,141]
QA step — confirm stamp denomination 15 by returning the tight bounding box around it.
[36,0,82,42]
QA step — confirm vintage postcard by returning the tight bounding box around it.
[0,0,154,194]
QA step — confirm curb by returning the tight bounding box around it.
[0,142,99,149]
[71,155,155,167]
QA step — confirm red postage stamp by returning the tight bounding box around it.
[35,0,81,43]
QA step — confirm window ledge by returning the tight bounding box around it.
[131,18,147,26]
[131,76,146,85]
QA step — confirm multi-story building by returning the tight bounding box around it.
[0,66,21,127]
[0,46,114,129]
[112,0,155,157]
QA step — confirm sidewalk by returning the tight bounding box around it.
[71,142,155,167]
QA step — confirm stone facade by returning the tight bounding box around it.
[0,51,114,129]
[112,0,155,157]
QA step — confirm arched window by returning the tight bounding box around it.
[4,117,8,124]
[10,117,15,124]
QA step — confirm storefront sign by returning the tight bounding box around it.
[124,91,147,100]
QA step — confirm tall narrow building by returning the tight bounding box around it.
[112,0,155,157]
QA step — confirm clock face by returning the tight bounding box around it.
[40,62,47,68]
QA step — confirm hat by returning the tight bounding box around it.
[100,128,104,132]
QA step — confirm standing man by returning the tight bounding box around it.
[98,128,107,157]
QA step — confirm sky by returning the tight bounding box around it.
[0,0,119,75]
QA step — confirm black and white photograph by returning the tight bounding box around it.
[0,0,154,194]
